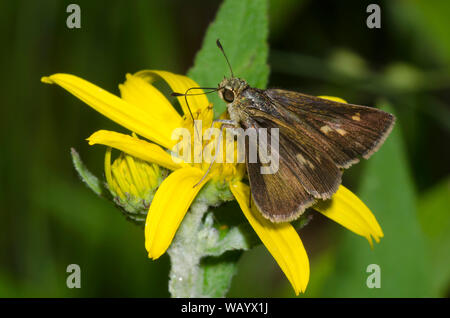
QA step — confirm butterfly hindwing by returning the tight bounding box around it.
[244,120,316,222]
[249,115,343,199]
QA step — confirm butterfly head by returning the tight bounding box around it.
[218,77,248,104]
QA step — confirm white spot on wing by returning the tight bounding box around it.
[296,154,315,169]
[320,125,333,134]
[352,112,361,121]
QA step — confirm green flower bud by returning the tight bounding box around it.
[104,148,167,224]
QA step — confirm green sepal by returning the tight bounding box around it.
[70,148,106,197]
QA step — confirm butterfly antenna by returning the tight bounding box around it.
[171,87,219,139]
[216,39,234,78]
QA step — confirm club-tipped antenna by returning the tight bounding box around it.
[216,39,234,78]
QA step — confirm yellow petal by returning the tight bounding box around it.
[229,181,310,295]
[87,130,183,171]
[317,95,348,103]
[104,147,116,194]
[42,73,175,149]
[119,73,182,125]
[135,70,210,116]
[145,167,210,259]
[313,185,384,247]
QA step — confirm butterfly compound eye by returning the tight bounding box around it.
[222,89,235,103]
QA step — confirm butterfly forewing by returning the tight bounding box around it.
[266,89,396,164]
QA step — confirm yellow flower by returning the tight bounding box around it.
[42,71,383,295]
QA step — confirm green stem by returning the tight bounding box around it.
[167,202,209,297]
[167,182,254,298]
[168,199,242,298]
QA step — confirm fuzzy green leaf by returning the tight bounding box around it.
[200,251,242,298]
[187,0,269,117]
[70,148,104,197]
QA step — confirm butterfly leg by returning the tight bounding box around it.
[193,120,237,187]
[208,118,236,129]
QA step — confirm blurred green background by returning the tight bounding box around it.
[0,0,449,297]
